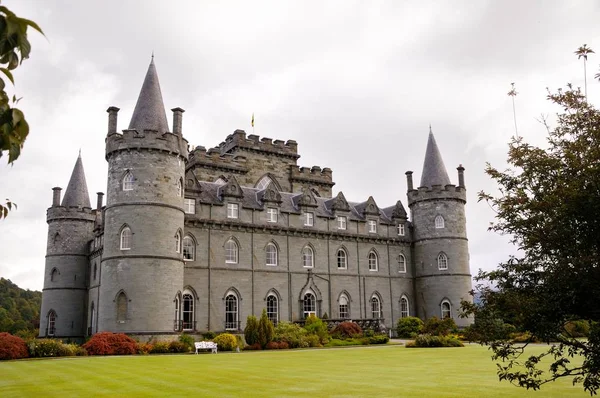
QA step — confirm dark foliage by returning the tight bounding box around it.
[244,315,259,346]
[0,278,41,335]
[406,334,464,348]
[331,321,363,339]
[0,332,27,359]
[258,309,275,349]
[396,317,424,338]
[82,332,137,356]
[422,317,457,337]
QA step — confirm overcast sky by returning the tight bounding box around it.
[1,0,599,291]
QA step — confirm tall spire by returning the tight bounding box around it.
[128,57,169,133]
[419,127,451,188]
[61,153,91,208]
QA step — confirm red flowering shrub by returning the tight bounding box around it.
[265,341,289,350]
[0,332,28,360]
[82,332,137,355]
[330,322,363,339]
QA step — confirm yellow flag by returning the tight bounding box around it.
[251,113,254,127]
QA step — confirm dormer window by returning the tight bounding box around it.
[227,203,239,219]
[267,207,278,223]
[368,220,377,233]
[184,198,195,214]
[123,172,134,191]
[435,215,445,229]
[337,216,347,230]
[304,212,314,227]
[397,224,405,236]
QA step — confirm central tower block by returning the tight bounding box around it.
[99,59,189,334]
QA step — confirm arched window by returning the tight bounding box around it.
[337,248,347,269]
[302,246,314,268]
[303,292,316,318]
[215,177,227,185]
[398,254,407,273]
[93,263,97,280]
[116,292,127,322]
[267,295,278,325]
[182,292,194,331]
[177,178,183,197]
[50,268,58,282]
[435,215,445,229]
[175,231,181,253]
[368,251,378,271]
[174,295,180,330]
[47,310,56,336]
[371,295,381,319]
[441,300,452,319]
[266,243,278,266]
[120,227,132,250]
[123,172,134,191]
[438,252,448,270]
[90,302,96,334]
[256,175,276,190]
[225,293,238,330]
[183,236,195,261]
[400,296,409,318]
[225,239,238,264]
[339,294,349,319]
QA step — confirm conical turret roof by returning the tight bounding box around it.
[419,128,451,187]
[128,57,169,133]
[61,153,91,208]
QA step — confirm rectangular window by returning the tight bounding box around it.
[267,207,278,223]
[304,212,314,226]
[368,220,377,233]
[184,198,195,214]
[397,223,405,236]
[337,216,347,230]
[227,203,239,219]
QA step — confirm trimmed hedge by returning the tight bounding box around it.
[82,332,137,355]
[28,339,87,357]
[0,332,28,360]
[406,334,464,348]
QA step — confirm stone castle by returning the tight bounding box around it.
[39,59,472,339]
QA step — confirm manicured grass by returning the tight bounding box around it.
[0,344,588,397]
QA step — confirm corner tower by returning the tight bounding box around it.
[39,154,95,339]
[99,58,188,334]
[407,129,472,327]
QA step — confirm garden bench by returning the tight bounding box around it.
[194,341,218,354]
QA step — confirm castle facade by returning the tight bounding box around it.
[39,60,472,339]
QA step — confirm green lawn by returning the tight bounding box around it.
[0,344,588,397]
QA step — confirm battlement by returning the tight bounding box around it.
[290,165,334,187]
[105,129,189,160]
[218,130,300,159]
[407,184,466,205]
[187,145,248,173]
[47,206,97,223]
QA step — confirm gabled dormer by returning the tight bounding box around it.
[219,175,244,199]
[362,196,380,217]
[294,187,318,209]
[327,191,350,213]
[391,200,407,220]
[260,182,282,205]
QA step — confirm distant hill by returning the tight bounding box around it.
[0,278,42,336]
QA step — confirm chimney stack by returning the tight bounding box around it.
[405,171,414,191]
[172,107,185,135]
[52,187,62,207]
[107,106,120,135]
[96,192,104,211]
[457,165,465,188]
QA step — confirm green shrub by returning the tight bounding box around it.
[149,342,170,354]
[564,320,590,338]
[304,315,329,344]
[203,331,216,340]
[258,309,275,349]
[274,322,309,348]
[244,315,259,346]
[366,334,389,344]
[305,334,321,347]
[325,338,363,347]
[330,321,362,339]
[422,317,457,336]
[0,332,28,360]
[178,333,195,352]
[213,333,238,351]
[28,339,65,357]
[169,341,189,353]
[405,334,464,348]
[396,317,424,338]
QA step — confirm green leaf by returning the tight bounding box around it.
[0,68,13,84]
[21,18,44,36]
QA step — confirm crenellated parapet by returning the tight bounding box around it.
[187,145,248,173]
[407,184,466,205]
[290,165,334,187]
[47,206,96,223]
[105,129,189,161]
[218,130,300,160]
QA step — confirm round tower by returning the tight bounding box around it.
[39,155,95,339]
[407,129,473,327]
[98,58,188,335]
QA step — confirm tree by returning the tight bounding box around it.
[0,4,43,219]
[575,44,594,99]
[257,309,274,349]
[462,85,600,395]
[243,315,259,346]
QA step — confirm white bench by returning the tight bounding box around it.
[195,341,218,354]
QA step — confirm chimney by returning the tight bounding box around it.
[96,192,104,211]
[52,187,62,207]
[172,107,185,135]
[405,171,414,191]
[107,106,120,135]
[457,165,465,188]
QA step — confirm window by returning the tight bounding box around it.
[435,215,445,229]
[339,294,349,319]
[256,175,276,190]
[337,216,347,230]
[184,198,195,214]
[90,302,96,334]
[123,172,134,191]
[47,310,56,336]
[225,240,238,264]
[398,254,407,273]
[368,251,378,271]
[50,268,58,282]
[303,292,316,318]
[215,177,227,185]
[120,227,131,250]
[397,223,405,236]
[182,293,194,331]
[177,178,183,197]
[225,294,238,330]
[93,263,97,280]
[183,236,195,261]
[175,231,181,253]
[368,220,377,233]
[116,292,127,322]
[267,295,278,325]
[266,243,277,266]
[174,296,180,329]
[441,300,452,319]
[438,252,448,270]
[400,296,409,318]
[337,248,347,269]
[302,246,314,268]
[304,212,314,226]
[227,203,239,219]
[371,296,381,319]
[267,207,277,223]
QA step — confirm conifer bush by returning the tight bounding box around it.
[0,332,28,360]
[258,309,274,348]
[82,332,137,355]
[244,315,259,346]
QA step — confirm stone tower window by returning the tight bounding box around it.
[182,291,194,331]
[368,251,378,271]
[437,252,448,270]
[303,292,316,318]
[303,212,314,226]
[123,172,134,191]
[435,215,445,229]
[370,295,381,319]
[400,296,409,318]
[339,294,349,319]
[177,178,183,197]
[116,292,127,322]
[337,248,347,269]
[225,293,239,330]
[267,207,278,223]
[441,300,452,319]
[183,236,195,261]
[227,203,239,219]
[266,243,278,266]
[302,246,314,268]
[50,268,58,282]
[47,310,57,336]
[266,294,278,325]
[175,231,181,253]
[225,239,238,264]
[398,254,407,273]
[120,227,132,250]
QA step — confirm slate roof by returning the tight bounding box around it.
[419,129,451,188]
[61,154,91,208]
[128,58,170,133]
